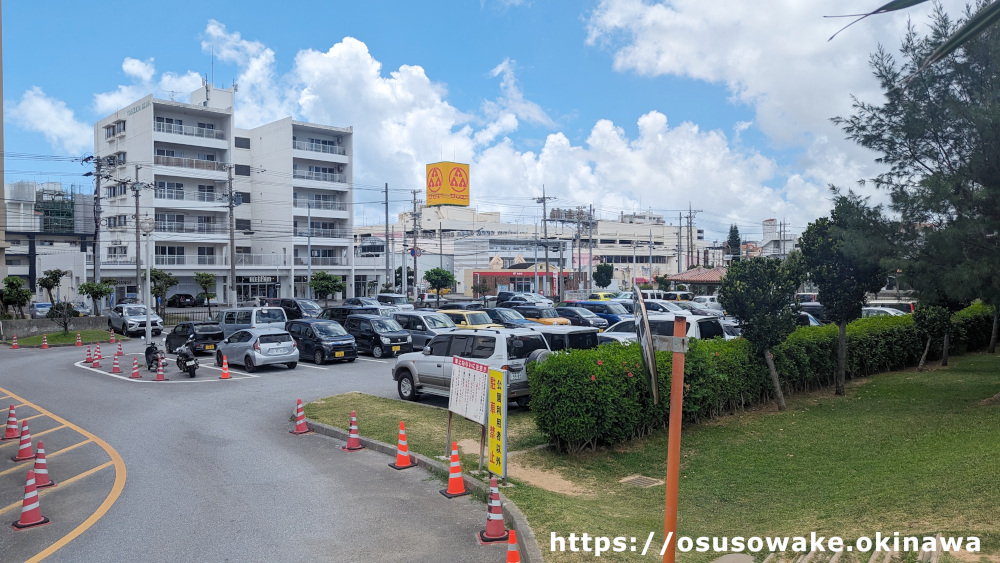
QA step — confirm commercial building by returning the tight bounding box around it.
[93,83,370,305]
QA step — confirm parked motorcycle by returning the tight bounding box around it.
[175,334,199,378]
[143,336,166,372]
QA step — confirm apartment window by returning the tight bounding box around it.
[309,165,337,175]
[155,117,182,125]
[104,125,115,139]
[155,181,184,200]
[236,246,252,254]
[235,137,251,149]
[196,153,216,162]
[114,152,126,166]
[5,258,22,266]
[107,246,127,259]
[197,216,218,233]
[156,213,185,228]
[156,246,184,255]
[156,149,179,157]
[234,165,251,176]
[235,219,251,231]
[197,122,215,130]
[115,120,126,135]
[197,247,216,264]
[235,191,251,203]
[196,185,216,202]
[312,249,339,258]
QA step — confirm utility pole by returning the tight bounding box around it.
[533,222,539,292]
[648,229,653,286]
[439,222,443,271]
[401,226,407,297]
[558,237,564,300]
[92,157,104,288]
[678,213,683,273]
[133,165,142,298]
[535,185,555,296]
[587,205,594,293]
[384,183,390,292]
[306,203,312,298]
[227,165,236,306]
[576,210,583,291]
[411,191,421,299]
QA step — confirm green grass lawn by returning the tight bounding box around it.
[8,329,128,347]
[306,353,1000,562]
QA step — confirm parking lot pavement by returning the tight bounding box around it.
[0,344,510,561]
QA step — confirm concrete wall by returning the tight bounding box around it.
[1,316,109,340]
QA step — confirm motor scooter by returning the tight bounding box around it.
[142,335,166,371]
[175,334,199,378]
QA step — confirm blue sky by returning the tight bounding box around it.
[3,0,958,242]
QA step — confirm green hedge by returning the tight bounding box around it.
[529,303,996,452]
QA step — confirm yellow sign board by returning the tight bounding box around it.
[487,368,507,478]
[426,162,470,207]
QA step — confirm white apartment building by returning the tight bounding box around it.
[94,83,362,304]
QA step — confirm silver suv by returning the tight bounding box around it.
[106,304,163,336]
[391,327,551,406]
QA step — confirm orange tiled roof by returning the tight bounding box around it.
[664,266,727,283]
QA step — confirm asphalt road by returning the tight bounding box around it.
[0,343,507,562]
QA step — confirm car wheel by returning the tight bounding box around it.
[286,362,297,369]
[215,351,223,367]
[165,341,174,354]
[397,373,418,401]
[313,350,325,365]
[372,346,384,359]
[516,396,531,408]
[244,355,256,373]
[153,331,161,337]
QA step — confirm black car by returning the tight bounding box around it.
[343,314,412,358]
[285,319,357,364]
[555,306,609,329]
[319,305,397,324]
[167,294,196,308]
[343,297,381,307]
[279,298,323,320]
[484,307,538,328]
[165,322,225,354]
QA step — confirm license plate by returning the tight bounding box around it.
[335,351,344,357]
[204,344,214,350]
[271,348,288,355]
[509,370,525,381]
[392,346,400,352]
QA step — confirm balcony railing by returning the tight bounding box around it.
[154,255,185,266]
[98,257,136,265]
[154,222,228,235]
[154,121,226,140]
[153,189,220,202]
[293,169,346,183]
[293,197,347,211]
[292,140,345,155]
[154,155,228,172]
[234,254,285,267]
[295,256,346,266]
[153,255,227,266]
[295,228,349,239]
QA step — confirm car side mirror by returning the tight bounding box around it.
[422,346,431,355]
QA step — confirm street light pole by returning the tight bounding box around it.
[140,217,155,344]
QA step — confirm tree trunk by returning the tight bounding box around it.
[763,348,786,411]
[918,336,931,372]
[836,320,847,396]
[989,309,999,354]
[941,331,950,367]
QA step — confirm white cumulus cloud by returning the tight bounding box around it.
[8,87,92,154]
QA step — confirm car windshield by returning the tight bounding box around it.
[124,306,148,316]
[466,312,493,325]
[35,303,52,309]
[536,308,559,319]
[257,309,285,323]
[424,314,456,328]
[314,322,349,337]
[495,309,525,321]
[605,303,628,315]
[372,319,403,332]
[194,324,223,334]
[569,307,596,318]
[381,295,408,304]
[658,301,685,312]
[298,300,322,312]
[355,298,379,306]
[507,335,549,359]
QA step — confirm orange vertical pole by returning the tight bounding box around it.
[664,315,687,563]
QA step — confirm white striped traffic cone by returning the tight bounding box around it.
[440,441,469,498]
[478,476,509,543]
[154,357,168,381]
[11,470,50,530]
[111,355,121,374]
[32,441,56,488]
[11,422,35,462]
[389,421,417,470]
[116,341,124,356]
[340,411,364,451]
[290,399,311,435]
[130,357,142,379]
[2,406,19,440]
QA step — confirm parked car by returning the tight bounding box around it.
[496,293,554,308]
[285,319,357,364]
[643,299,686,314]
[319,305,399,324]
[587,292,617,301]
[392,311,457,349]
[529,325,600,351]
[343,297,381,307]
[166,293,196,308]
[484,307,540,328]
[605,313,729,341]
[70,301,93,316]
[796,293,820,303]
[391,327,550,405]
[663,291,694,301]
[194,294,215,307]
[217,307,288,338]
[436,301,484,310]
[672,300,725,317]
[343,314,412,358]
[214,328,299,372]
[862,306,906,318]
[165,322,225,354]
[798,312,823,326]
[510,306,570,325]
[377,293,414,311]
[118,297,140,305]
[575,301,634,325]
[106,305,163,336]
[438,309,504,329]
[554,306,609,330]
[799,301,826,323]
[277,298,323,320]
[29,302,53,319]
[693,295,724,311]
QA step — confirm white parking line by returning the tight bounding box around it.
[75,361,258,381]
[354,357,388,364]
[294,363,328,370]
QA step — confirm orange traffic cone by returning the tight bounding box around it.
[75,332,82,346]
[32,442,56,488]
[219,356,231,379]
[3,406,19,440]
[109,329,115,344]
[11,422,35,462]
[478,476,509,543]
[154,358,168,381]
[340,411,365,451]
[389,421,417,470]
[41,334,49,349]
[85,345,92,363]
[11,470,50,530]
[116,341,124,356]
[130,357,142,379]
[95,343,102,359]
[440,441,469,498]
[111,355,121,374]
[11,335,18,349]
[91,353,101,368]
[290,399,311,435]
[506,529,521,562]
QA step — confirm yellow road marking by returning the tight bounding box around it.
[0,387,126,562]
[23,413,47,422]
[0,461,113,516]
[0,439,95,478]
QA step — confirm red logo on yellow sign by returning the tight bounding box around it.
[426,162,470,207]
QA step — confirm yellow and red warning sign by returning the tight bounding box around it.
[426,162,470,207]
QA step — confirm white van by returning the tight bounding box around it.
[218,307,288,338]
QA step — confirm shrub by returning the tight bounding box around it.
[530,303,995,452]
